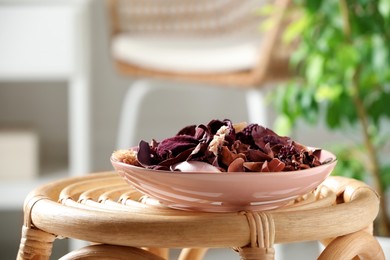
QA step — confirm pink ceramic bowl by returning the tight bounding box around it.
[111,149,337,212]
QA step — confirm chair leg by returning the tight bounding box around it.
[245,89,267,125]
[59,244,165,260]
[117,80,267,149]
[144,247,169,259]
[318,230,385,260]
[17,225,56,260]
[178,248,208,260]
[117,79,155,148]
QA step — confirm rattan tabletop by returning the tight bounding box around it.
[17,172,385,260]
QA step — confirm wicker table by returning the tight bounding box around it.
[17,172,385,260]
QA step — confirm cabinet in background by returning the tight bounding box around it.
[0,0,92,210]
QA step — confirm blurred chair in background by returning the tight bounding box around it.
[106,0,294,148]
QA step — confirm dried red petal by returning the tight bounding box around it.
[157,135,199,159]
[137,140,153,167]
[267,158,286,172]
[243,162,264,172]
[220,146,245,168]
[177,125,197,136]
[228,157,245,172]
[246,149,272,162]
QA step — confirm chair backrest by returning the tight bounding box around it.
[108,0,266,39]
[106,0,295,88]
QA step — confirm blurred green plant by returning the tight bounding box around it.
[271,0,390,236]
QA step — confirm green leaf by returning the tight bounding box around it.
[283,14,309,44]
[290,44,308,67]
[306,54,324,85]
[325,101,341,128]
[282,84,302,120]
[324,92,357,128]
[305,0,323,13]
[371,35,389,72]
[300,88,319,124]
[379,0,390,19]
[330,144,366,180]
[273,114,293,136]
[315,84,343,102]
[367,90,390,126]
[339,93,358,125]
[272,83,300,123]
[336,44,360,70]
[380,164,390,192]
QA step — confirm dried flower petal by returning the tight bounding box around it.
[208,125,229,156]
[233,122,248,133]
[137,140,153,167]
[220,146,244,167]
[177,124,197,136]
[157,135,199,159]
[246,149,272,162]
[159,148,195,167]
[243,162,264,172]
[113,149,140,166]
[267,158,286,172]
[228,157,245,172]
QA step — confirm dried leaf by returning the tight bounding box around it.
[228,157,245,172]
[243,162,264,172]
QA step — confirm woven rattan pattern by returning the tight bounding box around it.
[114,0,265,38]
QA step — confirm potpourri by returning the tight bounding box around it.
[114,119,328,173]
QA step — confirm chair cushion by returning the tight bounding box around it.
[111,34,262,73]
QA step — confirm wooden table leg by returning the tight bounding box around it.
[17,225,56,260]
[318,230,385,260]
[59,244,165,260]
[145,247,169,259]
[178,248,208,260]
